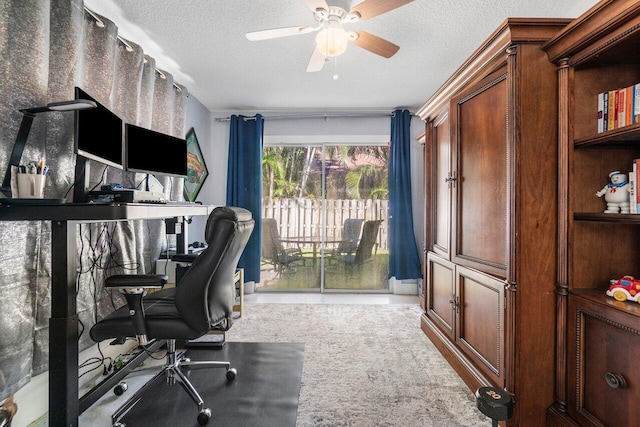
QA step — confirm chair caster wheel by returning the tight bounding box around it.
[113,382,128,396]
[113,422,126,427]
[226,368,237,381]
[197,408,211,425]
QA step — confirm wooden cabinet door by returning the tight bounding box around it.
[451,70,508,278]
[456,265,506,387]
[426,252,455,339]
[429,109,451,259]
[568,295,640,427]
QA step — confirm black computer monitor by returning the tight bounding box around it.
[125,123,188,179]
[74,87,123,169]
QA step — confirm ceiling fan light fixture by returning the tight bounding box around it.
[315,25,348,57]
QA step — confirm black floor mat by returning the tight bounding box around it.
[119,342,304,427]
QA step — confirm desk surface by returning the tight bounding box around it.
[0,202,212,222]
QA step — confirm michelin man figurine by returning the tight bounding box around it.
[596,171,630,213]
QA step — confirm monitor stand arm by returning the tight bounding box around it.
[73,156,90,203]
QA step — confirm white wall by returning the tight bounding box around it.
[183,96,221,242]
[187,110,425,270]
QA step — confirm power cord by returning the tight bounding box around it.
[87,165,109,192]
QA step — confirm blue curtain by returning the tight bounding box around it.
[388,109,421,280]
[226,114,263,283]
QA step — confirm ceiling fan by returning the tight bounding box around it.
[245,0,414,72]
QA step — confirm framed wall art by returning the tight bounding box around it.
[183,127,209,202]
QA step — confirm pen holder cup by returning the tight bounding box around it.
[16,174,46,199]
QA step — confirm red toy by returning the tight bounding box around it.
[607,276,640,303]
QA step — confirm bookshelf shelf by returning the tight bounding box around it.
[575,122,640,147]
[574,212,640,223]
[571,289,640,318]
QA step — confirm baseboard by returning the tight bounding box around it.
[388,277,419,295]
[244,280,255,294]
[12,340,136,427]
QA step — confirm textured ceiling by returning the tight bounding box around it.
[84,0,598,113]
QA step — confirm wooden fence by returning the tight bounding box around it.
[262,198,388,250]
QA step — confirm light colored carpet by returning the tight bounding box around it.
[227,303,488,426]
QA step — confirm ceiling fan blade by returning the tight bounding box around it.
[350,0,414,21]
[351,31,399,58]
[306,47,326,72]
[305,0,329,12]
[246,25,317,41]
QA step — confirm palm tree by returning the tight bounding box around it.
[263,145,389,201]
[263,147,310,199]
[338,146,389,200]
[262,150,283,202]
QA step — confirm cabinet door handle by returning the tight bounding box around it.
[444,172,458,188]
[605,372,626,389]
[449,296,460,313]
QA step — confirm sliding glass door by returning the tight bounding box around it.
[259,143,388,292]
[260,146,320,290]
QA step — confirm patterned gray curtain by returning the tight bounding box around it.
[0,0,188,397]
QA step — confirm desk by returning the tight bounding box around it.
[0,202,213,427]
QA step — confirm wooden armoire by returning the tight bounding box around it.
[417,18,570,426]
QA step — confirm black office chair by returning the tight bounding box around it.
[90,206,254,426]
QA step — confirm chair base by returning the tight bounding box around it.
[111,339,236,427]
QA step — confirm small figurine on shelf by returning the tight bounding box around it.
[596,171,630,213]
[607,276,640,303]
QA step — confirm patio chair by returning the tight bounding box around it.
[331,220,383,273]
[261,218,306,274]
[332,218,364,256]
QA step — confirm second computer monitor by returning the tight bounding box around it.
[75,87,123,169]
[125,123,188,178]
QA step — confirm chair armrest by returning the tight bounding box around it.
[105,274,168,293]
[104,274,167,345]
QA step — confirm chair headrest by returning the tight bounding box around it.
[205,206,253,243]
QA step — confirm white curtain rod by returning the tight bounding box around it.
[214,112,395,122]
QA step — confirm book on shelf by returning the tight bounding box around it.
[626,86,633,126]
[598,92,604,133]
[597,83,640,133]
[603,91,609,132]
[636,160,640,214]
[635,83,640,123]
[610,89,617,131]
[618,88,626,128]
[633,159,640,214]
[631,161,637,214]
